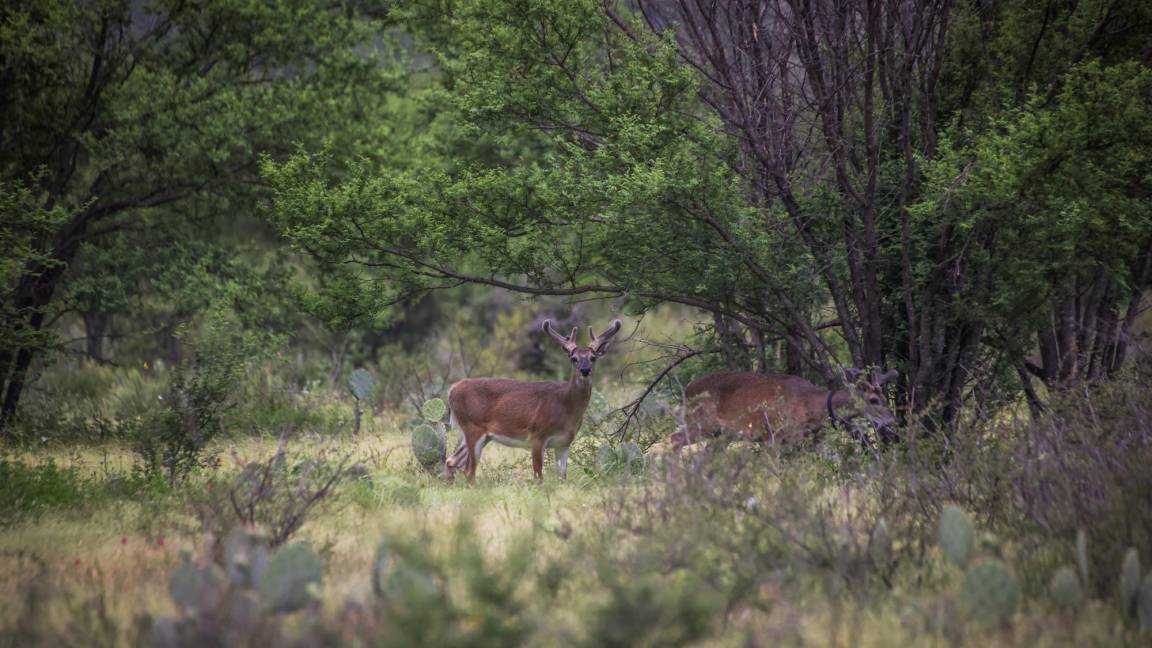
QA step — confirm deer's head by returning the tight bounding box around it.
[839,366,899,428]
[543,319,622,382]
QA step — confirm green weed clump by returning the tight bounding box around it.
[0,458,89,522]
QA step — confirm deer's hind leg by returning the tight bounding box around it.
[445,439,469,481]
[678,395,722,452]
[462,430,494,485]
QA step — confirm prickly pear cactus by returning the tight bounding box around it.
[1076,529,1089,589]
[371,540,391,599]
[621,442,643,474]
[939,504,974,568]
[372,539,439,603]
[170,551,225,614]
[258,542,323,614]
[583,390,612,429]
[348,368,375,401]
[1138,572,1152,631]
[422,398,447,423]
[959,559,1019,628]
[1049,566,1083,609]
[1121,547,1142,619]
[225,527,269,589]
[411,424,445,473]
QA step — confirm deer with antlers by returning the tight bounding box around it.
[672,367,899,450]
[444,319,623,483]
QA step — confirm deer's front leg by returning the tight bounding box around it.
[531,439,544,481]
[554,445,570,480]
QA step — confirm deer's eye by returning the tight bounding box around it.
[591,356,597,362]
[570,357,577,363]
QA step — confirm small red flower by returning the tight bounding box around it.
[74,559,81,566]
[121,537,127,545]
[156,537,165,547]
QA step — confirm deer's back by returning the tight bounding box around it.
[685,371,825,440]
[448,377,589,433]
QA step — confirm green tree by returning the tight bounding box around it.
[266,0,1152,428]
[0,0,394,434]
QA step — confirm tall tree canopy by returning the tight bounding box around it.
[0,0,394,431]
[267,0,1152,426]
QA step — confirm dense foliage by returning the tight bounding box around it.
[264,0,1152,425]
[0,0,395,433]
[2,2,1152,645]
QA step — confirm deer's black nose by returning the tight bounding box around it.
[580,368,591,376]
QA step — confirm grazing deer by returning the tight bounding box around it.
[444,319,623,483]
[673,367,899,449]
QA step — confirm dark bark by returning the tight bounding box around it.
[82,311,110,362]
[0,212,86,429]
[1030,240,1152,389]
[630,0,959,422]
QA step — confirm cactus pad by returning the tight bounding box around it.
[224,527,269,589]
[372,539,438,603]
[348,368,375,401]
[1138,572,1152,631]
[422,398,447,422]
[259,542,323,613]
[411,423,446,472]
[372,540,391,599]
[871,518,892,568]
[959,559,1019,628]
[938,504,974,568]
[1075,529,1089,589]
[1048,566,1083,609]
[170,553,225,614]
[1121,547,1141,619]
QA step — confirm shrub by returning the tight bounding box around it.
[132,307,271,482]
[1010,371,1152,596]
[0,458,89,522]
[192,439,351,551]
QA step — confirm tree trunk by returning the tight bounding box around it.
[0,251,74,432]
[82,310,110,362]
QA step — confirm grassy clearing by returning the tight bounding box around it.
[3,364,1152,646]
[0,426,603,633]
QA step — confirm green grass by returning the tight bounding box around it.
[3,393,1151,646]
[0,424,601,632]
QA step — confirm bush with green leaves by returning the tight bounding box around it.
[595,441,643,478]
[0,458,89,523]
[132,307,272,482]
